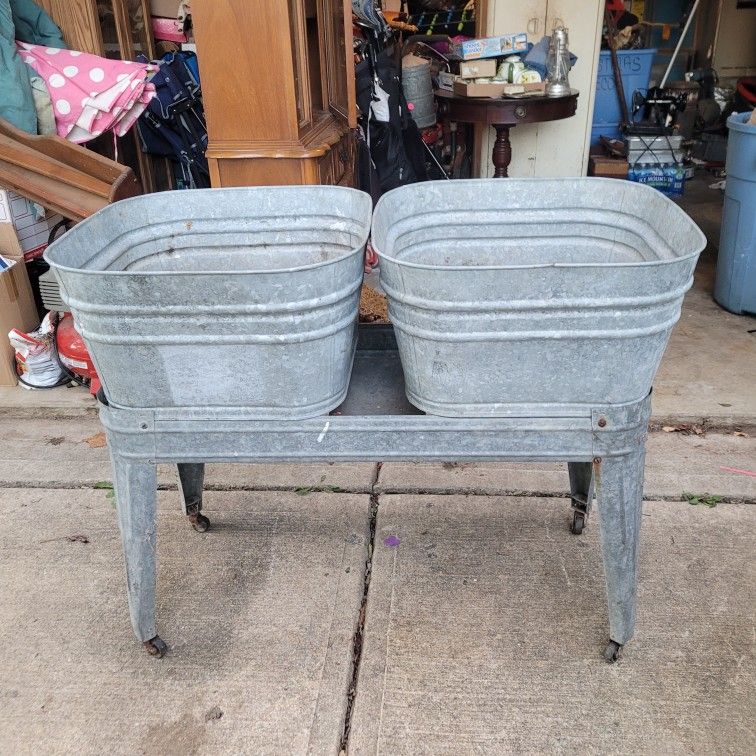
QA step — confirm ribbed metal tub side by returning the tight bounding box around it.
[373,178,706,416]
[44,186,372,416]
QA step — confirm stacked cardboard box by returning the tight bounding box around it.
[588,147,628,179]
[0,192,44,386]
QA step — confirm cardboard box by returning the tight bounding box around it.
[150,0,180,17]
[0,220,23,258]
[453,80,545,98]
[0,190,63,259]
[588,154,629,179]
[459,59,497,79]
[0,255,40,386]
[452,33,528,60]
[453,81,507,98]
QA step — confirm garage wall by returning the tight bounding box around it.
[712,0,756,81]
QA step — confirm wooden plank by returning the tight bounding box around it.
[0,136,111,199]
[0,160,105,220]
[0,117,140,218]
[44,0,104,54]
[0,119,125,184]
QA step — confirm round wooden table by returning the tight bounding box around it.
[436,89,579,177]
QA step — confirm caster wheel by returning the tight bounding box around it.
[570,511,585,535]
[189,513,210,532]
[604,640,622,663]
[144,635,168,658]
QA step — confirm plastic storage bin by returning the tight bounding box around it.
[45,186,372,416]
[373,178,706,417]
[591,48,656,144]
[715,112,756,315]
[625,134,684,165]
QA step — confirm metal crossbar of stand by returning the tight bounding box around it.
[100,325,650,663]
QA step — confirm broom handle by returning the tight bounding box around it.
[604,8,631,128]
[660,0,701,89]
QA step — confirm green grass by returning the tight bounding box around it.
[683,492,723,508]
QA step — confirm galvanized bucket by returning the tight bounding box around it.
[402,55,436,129]
[45,186,372,417]
[372,178,706,416]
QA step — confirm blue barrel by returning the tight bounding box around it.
[715,112,756,315]
[591,49,656,144]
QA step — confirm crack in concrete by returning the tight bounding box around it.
[0,479,753,505]
[372,487,756,505]
[339,462,382,754]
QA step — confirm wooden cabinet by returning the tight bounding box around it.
[192,0,357,187]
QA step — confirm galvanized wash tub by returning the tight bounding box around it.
[45,186,372,416]
[372,178,706,416]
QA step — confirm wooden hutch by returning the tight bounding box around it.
[192,0,357,187]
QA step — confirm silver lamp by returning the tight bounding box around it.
[546,26,572,97]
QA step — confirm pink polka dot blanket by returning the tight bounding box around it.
[16,42,156,143]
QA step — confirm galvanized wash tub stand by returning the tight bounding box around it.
[100,325,650,663]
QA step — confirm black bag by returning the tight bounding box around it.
[137,52,210,189]
[355,51,428,198]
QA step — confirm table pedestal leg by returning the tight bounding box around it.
[492,125,512,178]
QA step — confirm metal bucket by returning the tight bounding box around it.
[45,186,372,416]
[372,178,706,416]
[402,55,436,129]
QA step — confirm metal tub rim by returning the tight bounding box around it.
[44,185,372,277]
[372,177,706,272]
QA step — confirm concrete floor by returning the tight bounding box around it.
[653,178,756,426]
[352,495,755,755]
[0,174,754,754]
[0,425,754,754]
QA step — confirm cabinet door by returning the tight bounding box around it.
[322,0,357,128]
[535,0,603,177]
[289,0,313,128]
[480,0,546,177]
[479,0,602,178]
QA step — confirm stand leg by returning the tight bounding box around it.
[492,125,512,178]
[596,447,646,662]
[177,463,209,532]
[568,461,596,535]
[111,453,166,657]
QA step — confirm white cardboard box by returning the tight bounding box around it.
[0,190,63,258]
[452,33,528,61]
[150,0,180,17]
[459,59,498,79]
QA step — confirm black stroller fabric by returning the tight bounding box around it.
[356,50,428,198]
[137,51,209,189]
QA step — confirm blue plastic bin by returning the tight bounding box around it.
[715,112,756,315]
[591,49,656,144]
